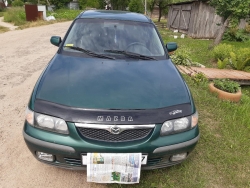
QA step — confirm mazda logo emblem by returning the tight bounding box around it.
[110,126,121,134]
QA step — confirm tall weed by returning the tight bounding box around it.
[4,7,26,26]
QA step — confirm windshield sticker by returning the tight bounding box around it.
[169,110,182,115]
[104,22,124,30]
[65,44,74,47]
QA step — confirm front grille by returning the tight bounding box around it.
[64,157,82,166]
[77,128,153,142]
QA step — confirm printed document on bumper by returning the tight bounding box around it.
[86,153,142,184]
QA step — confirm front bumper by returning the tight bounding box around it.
[23,122,200,170]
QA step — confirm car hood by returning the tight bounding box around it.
[36,54,190,110]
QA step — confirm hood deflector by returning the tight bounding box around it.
[34,99,193,124]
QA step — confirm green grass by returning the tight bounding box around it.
[108,27,250,188]
[159,28,215,67]
[223,40,250,49]
[47,9,82,21]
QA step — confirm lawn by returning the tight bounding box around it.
[108,27,250,188]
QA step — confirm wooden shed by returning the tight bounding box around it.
[167,0,223,39]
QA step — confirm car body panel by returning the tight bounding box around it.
[77,10,152,23]
[24,121,199,170]
[36,54,190,110]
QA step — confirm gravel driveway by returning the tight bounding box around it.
[0,22,106,188]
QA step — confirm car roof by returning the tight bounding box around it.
[77,10,153,23]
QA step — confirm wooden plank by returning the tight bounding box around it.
[177,66,250,85]
[179,10,191,30]
[192,67,250,80]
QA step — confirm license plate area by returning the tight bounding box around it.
[82,154,148,165]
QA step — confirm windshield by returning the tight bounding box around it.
[63,18,165,58]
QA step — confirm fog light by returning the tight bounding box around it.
[36,151,54,162]
[171,153,187,161]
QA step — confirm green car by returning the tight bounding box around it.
[23,10,199,170]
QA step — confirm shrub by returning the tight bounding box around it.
[213,43,234,61]
[129,0,144,13]
[3,7,26,26]
[213,79,240,93]
[217,58,229,69]
[245,23,250,33]
[50,0,71,9]
[78,0,102,9]
[171,48,192,66]
[223,28,250,42]
[12,0,24,7]
[192,72,208,85]
[229,48,250,71]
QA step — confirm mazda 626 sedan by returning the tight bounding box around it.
[23,10,199,170]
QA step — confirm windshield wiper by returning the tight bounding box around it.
[64,46,115,60]
[104,50,157,60]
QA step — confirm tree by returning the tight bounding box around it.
[78,0,103,9]
[210,0,250,45]
[49,0,71,8]
[109,0,130,10]
[147,0,156,17]
[129,0,144,13]
[155,0,170,22]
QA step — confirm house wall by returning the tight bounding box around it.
[167,1,223,39]
[188,1,222,38]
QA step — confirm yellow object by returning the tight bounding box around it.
[65,44,74,47]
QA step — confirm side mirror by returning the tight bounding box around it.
[50,36,62,47]
[166,42,177,52]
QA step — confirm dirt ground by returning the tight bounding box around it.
[0,22,106,188]
[0,17,18,30]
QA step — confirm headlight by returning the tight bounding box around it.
[174,117,189,131]
[161,112,198,136]
[191,111,198,128]
[35,113,69,134]
[25,107,34,125]
[25,107,68,134]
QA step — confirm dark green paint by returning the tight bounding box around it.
[78,10,152,23]
[36,54,190,109]
[50,36,61,47]
[24,122,199,157]
[166,42,178,52]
